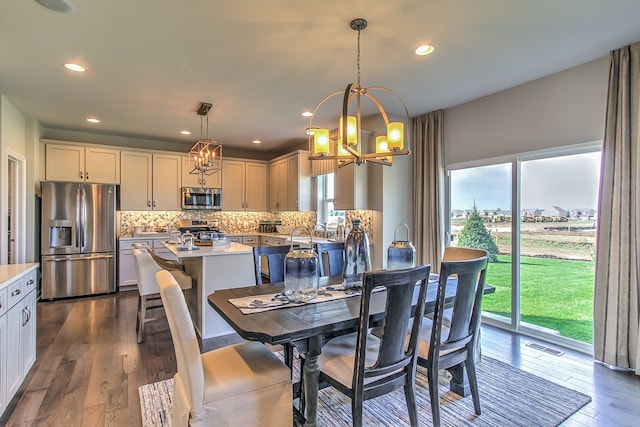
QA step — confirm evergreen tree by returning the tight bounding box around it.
[457,204,499,262]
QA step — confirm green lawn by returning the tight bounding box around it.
[482,255,595,344]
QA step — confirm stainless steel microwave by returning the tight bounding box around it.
[181,187,222,210]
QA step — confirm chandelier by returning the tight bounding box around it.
[307,18,410,167]
[189,102,222,176]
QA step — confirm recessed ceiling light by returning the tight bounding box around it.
[180,130,191,135]
[64,63,86,72]
[86,118,100,123]
[252,140,262,144]
[37,0,75,13]
[302,111,313,117]
[415,44,434,56]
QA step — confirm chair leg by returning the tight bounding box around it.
[137,296,147,344]
[404,376,419,427]
[465,357,481,415]
[135,295,142,333]
[427,366,441,427]
[352,394,363,427]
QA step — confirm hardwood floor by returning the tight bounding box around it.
[2,290,639,426]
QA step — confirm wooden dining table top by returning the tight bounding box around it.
[207,275,495,346]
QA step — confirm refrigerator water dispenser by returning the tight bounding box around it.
[48,220,74,248]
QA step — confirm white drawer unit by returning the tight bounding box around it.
[242,236,260,246]
[0,264,39,418]
[118,238,153,287]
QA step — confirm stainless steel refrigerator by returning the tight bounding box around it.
[40,182,117,299]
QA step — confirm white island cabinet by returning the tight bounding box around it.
[0,263,39,418]
[161,242,255,339]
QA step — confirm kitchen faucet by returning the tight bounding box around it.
[314,222,330,238]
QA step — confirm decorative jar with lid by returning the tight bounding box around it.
[284,226,320,302]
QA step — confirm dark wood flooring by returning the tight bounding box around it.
[2,290,639,426]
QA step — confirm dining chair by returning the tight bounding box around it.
[317,264,431,427]
[133,242,183,271]
[132,249,192,343]
[315,241,345,277]
[415,247,488,426]
[155,270,293,426]
[252,245,290,285]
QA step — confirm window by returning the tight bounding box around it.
[317,173,345,227]
[447,144,601,351]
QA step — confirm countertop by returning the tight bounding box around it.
[160,241,254,258]
[0,263,39,288]
[119,232,338,244]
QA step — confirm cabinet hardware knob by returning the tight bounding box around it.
[11,289,21,297]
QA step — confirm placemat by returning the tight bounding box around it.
[228,273,439,314]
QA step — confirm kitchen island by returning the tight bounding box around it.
[161,241,255,339]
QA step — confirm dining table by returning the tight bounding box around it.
[207,275,495,427]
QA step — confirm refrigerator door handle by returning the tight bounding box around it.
[44,254,114,262]
[79,186,86,249]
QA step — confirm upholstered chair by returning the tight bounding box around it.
[133,242,183,271]
[155,270,293,426]
[132,249,192,343]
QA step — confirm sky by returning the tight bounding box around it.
[450,151,601,211]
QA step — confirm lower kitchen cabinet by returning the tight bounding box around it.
[0,264,38,418]
[118,238,177,288]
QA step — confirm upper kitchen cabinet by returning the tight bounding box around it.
[269,150,311,211]
[181,155,221,188]
[334,161,368,210]
[222,159,268,211]
[45,142,120,184]
[120,151,182,210]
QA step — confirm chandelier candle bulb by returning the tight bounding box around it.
[313,129,330,155]
[387,122,404,151]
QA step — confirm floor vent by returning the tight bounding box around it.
[526,342,565,356]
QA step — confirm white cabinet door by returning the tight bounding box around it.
[152,153,182,210]
[335,162,368,210]
[0,313,6,416]
[84,146,120,184]
[270,151,311,211]
[120,151,153,210]
[21,290,36,376]
[6,301,23,400]
[245,162,268,211]
[222,159,245,210]
[269,158,287,211]
[182,156,221,188]
[45,143,120,183]
[45,144,84,182]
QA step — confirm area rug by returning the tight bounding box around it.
[139,356,591,426]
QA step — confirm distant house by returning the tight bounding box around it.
[569,208,598,220]
[543,206,568,217]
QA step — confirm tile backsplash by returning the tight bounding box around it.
[119,209,373,237]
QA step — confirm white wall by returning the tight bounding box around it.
[0,95,30,263]
[443,57,608,165]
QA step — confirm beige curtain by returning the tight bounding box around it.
[594,42,640,374]
[412,110,445,269]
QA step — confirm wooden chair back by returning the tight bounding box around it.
[315,242,345,277]
[355,265,431,395]
[252,245,290,285]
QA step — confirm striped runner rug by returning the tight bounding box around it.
[139,356,590,426]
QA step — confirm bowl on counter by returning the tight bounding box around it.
[276,225,293,235]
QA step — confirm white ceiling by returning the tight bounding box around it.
[2,0,640,154]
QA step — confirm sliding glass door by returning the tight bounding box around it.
[447,145,601,349]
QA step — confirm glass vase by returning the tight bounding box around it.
[342,219,371,289]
